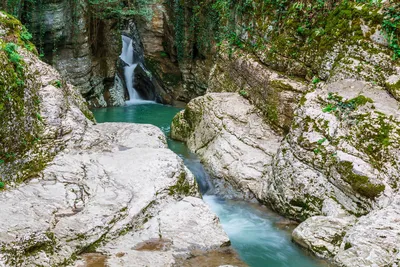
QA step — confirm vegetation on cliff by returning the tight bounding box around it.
[0,0,155,58]
[170,0,399,62]
[0,12,44,184]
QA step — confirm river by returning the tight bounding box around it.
[92,102,326,267]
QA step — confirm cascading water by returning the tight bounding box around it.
[120,35,142,104]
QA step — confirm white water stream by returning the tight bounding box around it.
[120,35,152,105]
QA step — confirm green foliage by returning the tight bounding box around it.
[20,26,32,43]
[322,104,337,113]
[0,13,45,183]
[0,182,4,189]
[322,93,373,116]
[160,51,168,58]
[239,89,249,98]
[173,0,186,61]
[5,43,21,65]
[312,77,321,84]
[88,0,155,20]
[382,3,400,59]
[3,42,24,86]
[53,80,62,88]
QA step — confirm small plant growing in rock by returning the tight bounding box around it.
[317,138,327,145]
[312,77,321,84]
[383,4,400,59]
[36,113,43,122]
[20,26,32,44]
[322,104,336,113]
[239,89,249,99]
[53,80,62,88]
[4,43,22,67]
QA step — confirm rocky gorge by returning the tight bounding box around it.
[0,12,232,266]
[1,0,400,266]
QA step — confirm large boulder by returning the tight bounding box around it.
[266,80,400,221]
[171,92,282,199]
[94,196,230,266]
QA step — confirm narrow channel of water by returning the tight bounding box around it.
[92,103,326,267]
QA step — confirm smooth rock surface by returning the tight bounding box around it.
[171,93,282,198]
[98,197,229,267]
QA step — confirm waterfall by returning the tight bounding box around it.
[120,35,142,104]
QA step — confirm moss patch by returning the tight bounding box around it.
[337,161,385,200]
[168,172,193,196]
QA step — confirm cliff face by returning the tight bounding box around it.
[132,0,400,116]
[3,0,187,106]
[2,1,398,109]
[166,0,399,123]
[170,1,400,265]
[0,11,93,183]
[9,0,122,107]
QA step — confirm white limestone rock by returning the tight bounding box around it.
[100,197,229,266]
[171,93,282,198]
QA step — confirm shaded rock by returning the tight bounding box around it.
[24,0,121,107]
[133,63,158,101]
[208,49,308,133]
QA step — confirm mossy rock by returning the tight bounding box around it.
[0,12,53,183]
[337,161,385,200]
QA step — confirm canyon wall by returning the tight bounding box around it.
[170,1,400,266]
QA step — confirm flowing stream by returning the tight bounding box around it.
[92,103,327,267]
